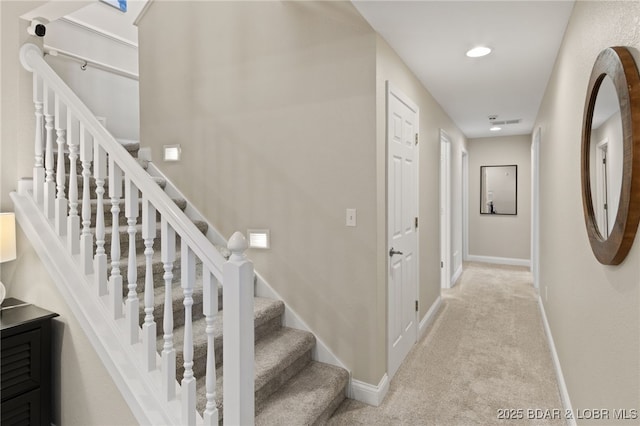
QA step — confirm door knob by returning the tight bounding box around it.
[389,247,403,257]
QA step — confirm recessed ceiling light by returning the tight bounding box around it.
[490,125,502,132]
[466,46,492,58]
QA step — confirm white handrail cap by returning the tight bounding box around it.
[227,231,248,257]
[19,43,42,72]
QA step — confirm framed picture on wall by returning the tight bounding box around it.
[100,0,127,12]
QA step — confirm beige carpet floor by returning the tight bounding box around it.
[328,262,564,425]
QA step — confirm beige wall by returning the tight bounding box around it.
[1,2,136,424]
[138,1,467,385]
[534,1,640,420]
[468,135,531,261]
[375,36,467,317]
[138,0,384,384]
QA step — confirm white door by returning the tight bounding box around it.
[387,82,419,379]
[440,131,451,289]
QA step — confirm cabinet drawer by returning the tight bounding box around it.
[1,329,42,401]
[1,387,41,426]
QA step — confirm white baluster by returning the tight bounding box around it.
[181,244,196,425]
[94,144,108,296]
[202,267,219,426]
[32,74,44,205]
[43,85,55,219]
[67,113,80,254]
[80,126,93,275]
[142,197,157,371]
[223,232,255,426]
[161,217,176,400]
[125,177,139,344]
[54,94,67,236]
[109,157,123,319]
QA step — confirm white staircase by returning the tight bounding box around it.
[14,43,349,425]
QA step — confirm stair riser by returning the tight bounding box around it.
[255,351,312,414]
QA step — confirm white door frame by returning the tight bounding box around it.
[440,130,452,289]
[531,128,540,288]
[595,139,610,235]
[462,148,469,263]
[386,82,419,379]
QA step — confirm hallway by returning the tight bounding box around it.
[329,262,563,425]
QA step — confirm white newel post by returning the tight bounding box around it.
[142,198,157,371]
[161,217,176,401]
[79,126,94,275]
[54,94,67,236]
[32,74,44,205]
[181,244,196,425]
[125,177,139,344]
[223,232,254,426]
[67,113,80,254]
[202,267,219,426]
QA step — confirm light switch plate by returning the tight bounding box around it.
[346,209,357,227]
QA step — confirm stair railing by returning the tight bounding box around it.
[19,43,254,425]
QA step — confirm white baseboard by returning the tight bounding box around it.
[466,254,530,268]
[418,296,442,341]
[451,264,463,287]
[349,374,389,407]
[538,296,576,426]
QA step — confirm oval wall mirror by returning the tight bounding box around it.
[581,46,640,265]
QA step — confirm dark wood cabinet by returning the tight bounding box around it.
[1,298,58,426]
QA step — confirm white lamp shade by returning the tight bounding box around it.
[0,213,17,263]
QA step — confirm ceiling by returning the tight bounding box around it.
[352,0,575,139]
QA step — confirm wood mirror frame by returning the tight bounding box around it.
[581,46,640,265]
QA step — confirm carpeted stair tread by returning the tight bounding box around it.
[252,327,315,409]
[168,297,285,363]
[194,326,317,418]
[85,196,187,226]
[120,248,225,301]
[57,154,148,172]
[64,174,167,197]
[254,361,349,426]
[114,138,141,153]
[174,297,285,381]
[101,219,208,256]
[143,277,205,332]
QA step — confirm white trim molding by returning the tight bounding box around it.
[418,296,443,341]
[349,374,389,407]
[451,265,463,288]
[60,17,138,49]
[11,187,178,425]
[466,255,531,268]
[538,297,576,426]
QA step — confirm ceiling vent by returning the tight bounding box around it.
[490,119,522,125]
